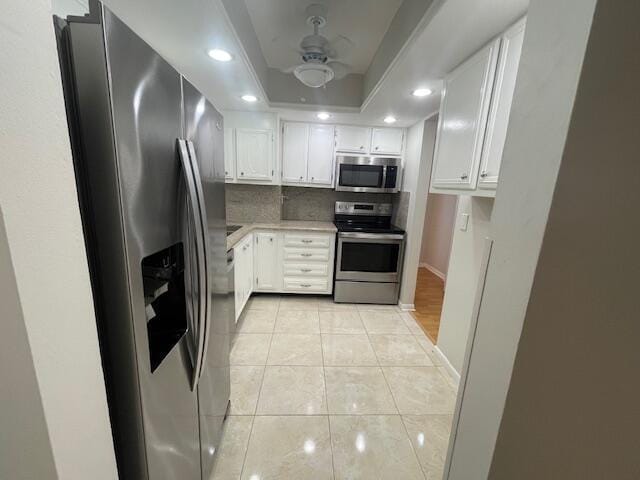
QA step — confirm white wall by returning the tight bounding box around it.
[436,196,493,372]
[0,1,117,478]
[419,193,457,278]
[488,0,640,476]
[445,0,598,477]
[398,115,437,308]
[51,0,89,17]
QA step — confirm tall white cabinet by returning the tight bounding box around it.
[430,17,526,196]
[478,18,526,190]
[253,231,279,291]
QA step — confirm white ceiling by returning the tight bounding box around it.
[244,0,403,74]
[98,0,528,127]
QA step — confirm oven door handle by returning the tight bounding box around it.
[338,232,404,241]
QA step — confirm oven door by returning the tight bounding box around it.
[336,232,405,282]
[335,156,400,193]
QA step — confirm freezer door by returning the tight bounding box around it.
[103,8,201,480]
[182,79,231,477]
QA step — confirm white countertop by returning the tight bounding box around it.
[227,220,337,250]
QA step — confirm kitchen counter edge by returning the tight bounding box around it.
[227,221,337,250]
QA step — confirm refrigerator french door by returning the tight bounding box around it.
[56,4,230,479]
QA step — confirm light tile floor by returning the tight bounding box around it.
[210,294,457,480]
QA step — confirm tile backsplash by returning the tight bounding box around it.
[225,184,397,224]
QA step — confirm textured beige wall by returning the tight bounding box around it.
[0,1,117,478]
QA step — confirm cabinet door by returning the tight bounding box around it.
[479,19,526,190]
[245,235,254,301]
[371,128,404,155]
[431,39,500,190]
[335,125,371,153]
[254,232,279,290]
[224,127,235,180]
[233,243,244,321]
[307,124,335,186]
[282,123,309,184]
[236,129,273,181]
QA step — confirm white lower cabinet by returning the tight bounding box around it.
[233,229,336,319]
[233,234,253,322]
[253,231,279,291]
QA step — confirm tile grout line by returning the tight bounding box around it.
[359,307,428,480]
[317,305,337,480]
[237,297,280,478]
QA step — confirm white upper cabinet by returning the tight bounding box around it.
[281,122,335,188]
[224,127,235,180]
[254,231,279,291]
[371,128,404,156]
[478,19,526,190]
[335,125,371,153]
[235,129,273,181]
[282,123,309,184]
[431,38,501,190]
[307,125,335,185]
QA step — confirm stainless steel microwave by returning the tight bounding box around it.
[335,156,402,193]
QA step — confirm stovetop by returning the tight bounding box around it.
[334,222,405,234]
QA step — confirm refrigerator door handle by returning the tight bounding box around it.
[177,139,207,390]
[186,140,212,386]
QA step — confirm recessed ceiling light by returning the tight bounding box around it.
[208,49,232,62]
[241,94,258,103]
[412,88,432,97]
[384,116,397,124]
[317,112,331,120]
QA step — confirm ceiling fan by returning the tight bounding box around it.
[282,3,352,88]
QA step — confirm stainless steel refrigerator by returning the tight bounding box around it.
[55,3,230,479]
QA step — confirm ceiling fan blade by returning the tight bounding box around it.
[326,35,355,58]
[326,61,350,80]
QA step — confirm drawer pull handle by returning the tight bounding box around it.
[301,253,313,257]
[301,284,311,288]
[300,268,312,272]
[301,239,313,243]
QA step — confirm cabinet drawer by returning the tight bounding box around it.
[283,277,328,293]
[283,234,332,248]
[284,248,329,262]
[283,263,328,277]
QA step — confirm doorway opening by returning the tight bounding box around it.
[411,193,457,343]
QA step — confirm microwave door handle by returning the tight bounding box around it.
[186,140,212,386]
[381,165,388,189]
[177,139,207,391]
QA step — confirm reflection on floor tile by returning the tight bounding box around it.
[246,294,281,312]
[360,310,412,334]
[230,334,271,366]
[237,310,277,334]
[256,366,327,415]
[267,334,323,365]
[274,310,320,333]
[229,366,264,415]
[319,311,365,334]
[209,416,253,480]
[369,334,434,366]
[218,294,458,479]
[321,334,378,366]
[325,366,397,414]
[403,414,453,480]
[330,415,424,480]
[241,416,333,480]
[383,366,456,414]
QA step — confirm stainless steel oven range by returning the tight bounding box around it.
[333,202,405,304]
[335,155,402,193]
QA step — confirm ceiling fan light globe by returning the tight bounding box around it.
[293,64,334,88]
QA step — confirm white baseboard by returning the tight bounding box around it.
[419,262,447,281]
[434,345,460,384]
[398,303,415,311]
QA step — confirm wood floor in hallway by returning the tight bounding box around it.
[411,267,445,343]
